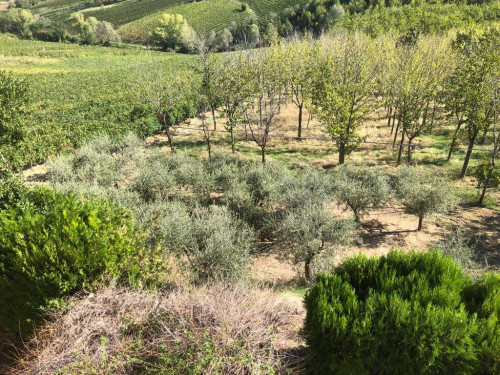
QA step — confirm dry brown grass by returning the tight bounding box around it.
[8,284,302,375]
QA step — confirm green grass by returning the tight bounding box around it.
[118,0,254,43]
[83,0,188,27]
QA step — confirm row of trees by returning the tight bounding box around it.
[140,29,499,185]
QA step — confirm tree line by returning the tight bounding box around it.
[138,28,499,197]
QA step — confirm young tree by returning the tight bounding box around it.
[138,55,193,152]
[197,98,216,160]
[277,205,356,280]
[214,28,233,51]
[213,52,254,153]
[283,39,316,139]
[244,49,286,163]
[331,165,390,222]
[313,34,378,164]
[395,167,456,231]
[196,38,222,130]
[0,71,29,157]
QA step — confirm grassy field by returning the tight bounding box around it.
[118,0,254,42]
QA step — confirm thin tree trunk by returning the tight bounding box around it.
[297,104,303,139]
[166,129,175,152]
[304,255,313,281]
[397,131,405,164]
[479,167,493,205]
[407,137,413,163]
[418,213,424,231]
[429,103,437,135]
[390,112,397,135]
[393,116,401,146]
[479,126,489,144]
[211,107,217,131]
[261,145,266,164]
[447,122,462,161]
[206,138,212,160]
[230,124,235,154]
[460,134,477,179]
[339,142,345,164]
[387,107,393,128]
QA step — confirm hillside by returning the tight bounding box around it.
[30,0,307,31]
[118,0,254,42]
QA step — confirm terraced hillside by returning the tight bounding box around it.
[118,0,254,43]
[246,0,306,19]
[30,0,306,31]
[82,0,187,27]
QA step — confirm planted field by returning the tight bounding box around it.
[119,0,254,42]
[83,0,188,27]
[0,34,197,168]
[247,0,306,19]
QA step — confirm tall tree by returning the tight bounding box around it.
[244,49,286,163]
[313,34,378,164]
[392,37,450,163]
[138,55,194,152]
[445,29,500,178]
[283,39,317,139]
[213,52,254,153]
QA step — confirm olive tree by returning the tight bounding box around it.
[157,203,254,283]
[277,205,356,280]
[331,165,390,222]
[395,167,456,231]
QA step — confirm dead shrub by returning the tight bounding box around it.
[8,285,302,375]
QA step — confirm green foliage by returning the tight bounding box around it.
[152,13,196,52]
[331,165,390,222]
[149,202,253,283]
[335,3,500,36]
[305,250,500,374]
[0,187,139,333]
[0,172,27,209]
[395,167,456,230]
[0,70,29,149]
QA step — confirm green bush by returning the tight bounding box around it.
[0,187,139,333]
[304,251,500,374]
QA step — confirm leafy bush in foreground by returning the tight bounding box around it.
[304,251,500,374]
[0,187,139,333]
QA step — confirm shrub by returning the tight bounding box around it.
[395,167,456,230]
[0,187,139,333]
[304,251,500,374]
[331,165,390,222]
[12,285,300,375]
[158,203,254,282]
[0,171,27,209]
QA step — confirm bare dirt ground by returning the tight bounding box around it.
[0,2,8,12]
